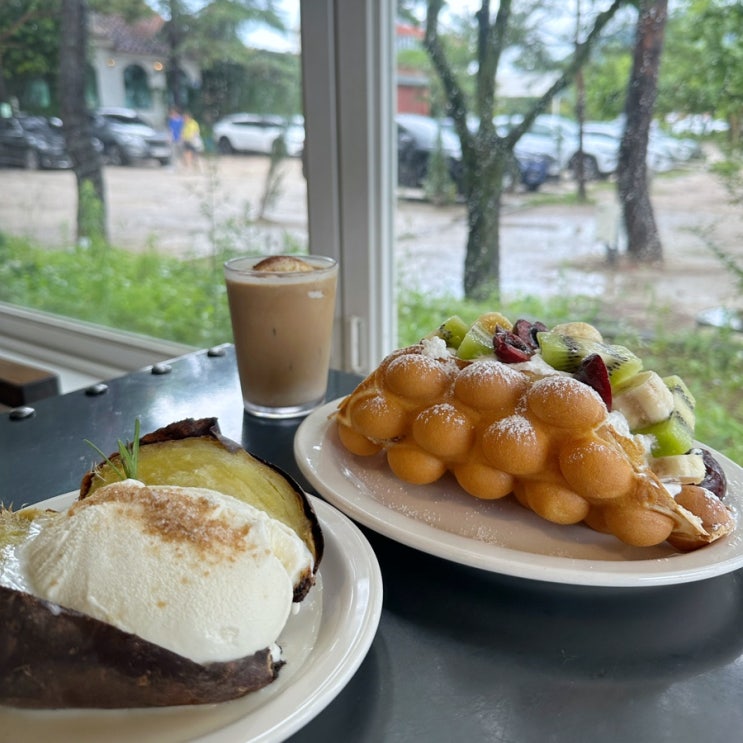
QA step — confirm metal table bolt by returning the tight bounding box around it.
[85,382,109,396]
[9,406,35,421]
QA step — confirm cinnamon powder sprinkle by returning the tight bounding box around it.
[70,482,253,562]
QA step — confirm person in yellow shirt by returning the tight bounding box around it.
[181,112,202,169]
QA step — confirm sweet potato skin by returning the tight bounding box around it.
[0,585,282,709]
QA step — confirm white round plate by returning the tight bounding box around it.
[0,491,383,743]
[295,399,743,588]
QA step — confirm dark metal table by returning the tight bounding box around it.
[2,345,743,743]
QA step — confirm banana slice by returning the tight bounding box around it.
[550,321,604,343]
[612,370,674,429]
[651,451,706,484]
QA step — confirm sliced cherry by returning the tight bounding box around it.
[697,448,727,499]
[572,353,612,410]
[512,319,548,350]
[493,326,533,363]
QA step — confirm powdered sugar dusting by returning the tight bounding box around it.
[420,336,450,359]
[494,414,537,444]
[466,358,527,384]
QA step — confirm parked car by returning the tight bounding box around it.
[511,146,554,191]
[582,118,702,173]
[496,114,621,179]
[213,113,304,157]
[91,107,172,166]
[397,113,464,191]
[0,114,72,170]
[400,113,552,194]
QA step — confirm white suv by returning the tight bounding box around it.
[213,113,304,157]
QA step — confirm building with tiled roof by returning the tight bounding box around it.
[89,12,200,125]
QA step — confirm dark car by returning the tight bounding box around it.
[91,107,172,166]
[511,145,553,192]
[0,114,72,170]
[397,113,464,191]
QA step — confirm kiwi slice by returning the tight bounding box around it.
[457,312,512,360]
[433,315,470,349]
[536,331,643,387]
[637,410,695,457]
[663,374,696,425]
[637,375,696,456]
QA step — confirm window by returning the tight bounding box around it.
[2,0,741,399]
[1,1,396,382]
[124,64,152,109]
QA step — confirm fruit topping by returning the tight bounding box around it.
[650,451,706,484]
[536,331,643,387]
[511,319,548,350]
[636,375,696,457]
[698,448,728,499]
[572,353,612,410]
[612,370,674,429]
[493,326,533,363]
[457,312,513,360]
[435,315,470,349]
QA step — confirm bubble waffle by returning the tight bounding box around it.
[332,341,735,551]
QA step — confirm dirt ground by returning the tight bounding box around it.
[1,149,741,330]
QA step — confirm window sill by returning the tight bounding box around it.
[0,302,195,393]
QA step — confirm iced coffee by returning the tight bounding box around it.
[224,254,338,418]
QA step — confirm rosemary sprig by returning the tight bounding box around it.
[84,418,141,481]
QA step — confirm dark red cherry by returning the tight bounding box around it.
[572,353,612,410]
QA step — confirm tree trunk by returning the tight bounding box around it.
[424,0,628,300]
[463,155,506,300]
[617,0,667,263]
[59,0,107,243]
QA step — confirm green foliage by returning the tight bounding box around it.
[87,0,151,22]
[699,155,743,295]
[583,50,633,121]
[0,233,235,348]
[0,0,61,113]
[78,179,106,243]
[658,0,743,128]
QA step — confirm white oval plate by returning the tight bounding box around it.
[295,399,743,588]
[0,491,383,743]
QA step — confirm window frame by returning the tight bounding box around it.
[300,0,396,374]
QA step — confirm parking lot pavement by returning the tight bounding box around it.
[1,154,741,329]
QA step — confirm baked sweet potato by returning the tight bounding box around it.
[0,418,323,709]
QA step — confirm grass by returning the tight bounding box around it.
[0,232,236,348]
[1,232,741,465]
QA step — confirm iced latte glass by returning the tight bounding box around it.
[224,254,338,418]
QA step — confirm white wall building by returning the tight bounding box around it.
[89,13,200,126]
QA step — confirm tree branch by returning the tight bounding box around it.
[424,0,472,152]
[504,0,629,148]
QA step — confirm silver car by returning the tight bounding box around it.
[92,108,172,166]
